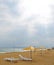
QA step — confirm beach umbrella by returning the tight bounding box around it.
[39,46,45,55]
[23,46,34,59]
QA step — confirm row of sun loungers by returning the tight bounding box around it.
[3,54,32,62]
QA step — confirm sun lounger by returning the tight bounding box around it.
[4,57,20,62]
[19,54,32,61]
[4,54,32,62]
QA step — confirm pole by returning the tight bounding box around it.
[30,50,32,59]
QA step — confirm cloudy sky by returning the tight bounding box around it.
[0,0,54,48]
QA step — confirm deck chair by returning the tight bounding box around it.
[3,55,32,62]
[4,57,20,62]
[19,54,32,61]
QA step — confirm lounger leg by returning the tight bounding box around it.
[11,60,12,63]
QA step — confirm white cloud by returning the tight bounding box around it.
[18,0,51,20]
[0,0,54,47]
[16,0,53,34]
[0,0,54,36]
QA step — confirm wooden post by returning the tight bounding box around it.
[30,50,32,59]
[30,50,32,62]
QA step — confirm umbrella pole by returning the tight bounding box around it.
[30,50,32,59]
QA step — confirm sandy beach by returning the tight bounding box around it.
[0,50,54,65]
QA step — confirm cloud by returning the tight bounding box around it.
[0,0,54,47]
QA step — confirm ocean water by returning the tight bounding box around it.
[0,48,24,53]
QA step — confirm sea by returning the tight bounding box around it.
[0,47,24,53]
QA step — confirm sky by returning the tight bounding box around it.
[0,0,54,48]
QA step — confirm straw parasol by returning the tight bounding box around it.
[24,46,34,50]
[23,46,34,59]
[39,46,46,55]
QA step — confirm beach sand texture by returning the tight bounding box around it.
[0,50,54,65]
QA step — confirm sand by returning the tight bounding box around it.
[0,50,54,65]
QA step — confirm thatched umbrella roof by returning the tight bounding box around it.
[23,46,34,51]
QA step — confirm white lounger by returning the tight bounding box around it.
[19,54,32,61]
[4,57,20,62]
[4,55,32,62]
